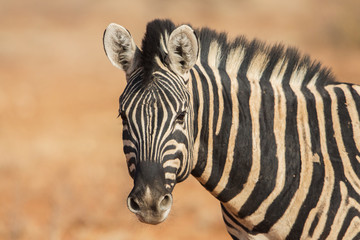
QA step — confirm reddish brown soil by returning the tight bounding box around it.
[0,0,359,239]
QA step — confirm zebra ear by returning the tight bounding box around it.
[168,25,199,77]
[103,23,140,75]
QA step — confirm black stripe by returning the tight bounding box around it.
[254,48,301,232]
[204,68,232,191]
[304,65,322,156]
[222,215,240,240]
[221,204,250,233]
[216,41,255,202]
[308,212,320,237]
[287,162,324,239]
[350,85,360,117]
[191,65,211,178]
[200,49,222,190]
[337,207,360,239]
[318,86,342,239]
[189,69,200,145]
[353,232,360,240]
[237,45,281,218]
[287,80,325,238]
[335,87,360,179]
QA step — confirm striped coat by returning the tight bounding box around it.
[103,19,360,239]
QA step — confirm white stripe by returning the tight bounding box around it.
[211,46,245,196]
[128,163,136,173]
[165,172,176,180]
[189,68,203,171]
[326,85,360,193]
[208,41,224,135]
[302,75,335,239]
[160,33,169,54]
[245,58,288,225]
[221,206,249,239]
[327,181,360,239]
[163,159,181,169]
[343,216,360,239]
[122,70,143,105]
[151,83,169,162]
[270,66,314,237]
[197,63,215,185]
[225,52,268,217]
[338,84,360,154]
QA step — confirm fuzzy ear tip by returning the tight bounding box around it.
[105,23,126,33]
[178,24,194,31]
[174,25,195,36]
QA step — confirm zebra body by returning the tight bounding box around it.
[103,19,360,239]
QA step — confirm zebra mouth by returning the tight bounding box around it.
[135,208,171,225]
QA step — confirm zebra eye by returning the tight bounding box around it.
[119,112,128,124]
[163,54,170,66]
[176,111,186,124]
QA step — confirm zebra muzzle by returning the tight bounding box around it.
[127,189,173,225]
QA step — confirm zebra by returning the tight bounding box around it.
[103,19,360,239]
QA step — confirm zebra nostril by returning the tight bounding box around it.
[159,194,172,211]
[128,196,140,213]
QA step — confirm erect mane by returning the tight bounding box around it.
[141,19,176,77]
[141,19,335,86]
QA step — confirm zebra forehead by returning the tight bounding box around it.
[121,87,182,114]
[120,74,189,112]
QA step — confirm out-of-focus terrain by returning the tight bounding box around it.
[0,0,359,239]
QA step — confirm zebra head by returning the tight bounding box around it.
[103,21,199,224]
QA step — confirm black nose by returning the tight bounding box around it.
[127,162,174,224]
[127,189,173,224]
[127,191,172,213]
[128,196,141,212]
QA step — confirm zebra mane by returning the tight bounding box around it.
[141,19,335,86]
[141,19,176,78]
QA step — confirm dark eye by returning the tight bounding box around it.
[176,111,186,124]
[163,54,170,66]
[119,111,128,124]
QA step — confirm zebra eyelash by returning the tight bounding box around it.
[162,53,171,67]
[119,111,128,124]
[175,111,187,124]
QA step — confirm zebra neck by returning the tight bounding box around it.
[188,39,265,195]
[186,39,342,235]
[188,59,253,195]
[187,46,314,200]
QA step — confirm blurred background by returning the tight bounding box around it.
[0,0,359,239]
